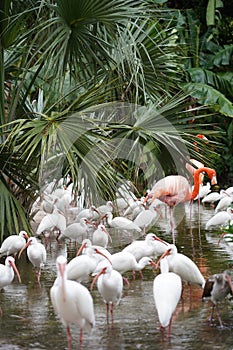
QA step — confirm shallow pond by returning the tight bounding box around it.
[0,202,233,350]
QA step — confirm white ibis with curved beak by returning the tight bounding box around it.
[153,257,182,337]
[122,233,168,261]
[202,270,233,328]
[66,245,112,283]
[0,256,22,289]
[94,251,156,284]
[205,207,233,230]
[92,224,112,248]
[75,205,100,222]
[76,238,112,260]
[57,218,93,243]
[157,244,205,289]
[50,255,95,350]
[19,237,46,285]
[0,231,29,258]
[0,256,22,315]
[104,212,142,233]
[91,262,123,323]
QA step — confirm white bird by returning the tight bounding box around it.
[122,233,168,261]
[123,199,144,217]
[133,207,159,232]
[205,207,233,230]
[157,244,205,288]
[104,212,142,233]
[195,182,211,200]
[92,224,112,248]
[36,208,66,238]
[214,193,233,213]
[66,246,112,283]
[75,205,100,222]
[50,255,95,349]
[91,263,123,323]
[202,192,221,206]
[19,237,46,284]
[58,218,93,243]
[76,238,112,260]
[41,197,55,214]
[223,186,233,196]
[153,257,182,337]
[96,201,114,217]
[0,256,22,289]
[0,231,29,258]
[95,251,156,284]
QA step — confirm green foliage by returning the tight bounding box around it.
[0,0,230,240]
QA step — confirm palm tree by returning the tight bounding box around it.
[0,0,219,239]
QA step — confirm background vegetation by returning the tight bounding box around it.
[0,0,232,239]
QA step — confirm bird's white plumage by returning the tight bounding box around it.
[66,246,111,283]
[50,255,95,348]
[92,224,112,248]
[58,218,92,242]
[122,233,168,261]
[159,244,205,288]
[153,257,182,328]
[0,231,28,258]
[0,256,21,289]
[205,207,233,229]
[105,212,141,232]
[91,263,123,322]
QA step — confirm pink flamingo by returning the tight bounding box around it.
[144,167,217,243]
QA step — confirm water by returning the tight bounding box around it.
[0,202,233,350]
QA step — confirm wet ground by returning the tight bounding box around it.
[0,202,233,350]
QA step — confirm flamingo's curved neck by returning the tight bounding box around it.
[191,167,216,200]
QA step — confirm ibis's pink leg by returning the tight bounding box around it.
[167,315,173,338]
[79,328,83,348]
[106,303,109,323]
[123,276,130,285]
[110,303,114,323]
[66,325,72,350]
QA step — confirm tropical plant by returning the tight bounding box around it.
[0,0,222,240]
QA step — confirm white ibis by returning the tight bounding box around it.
[91,263,123,323]
[50,255,95,349]
[95,251,156,284]
[41,196,55,214]
[96,201,114,216]
[202,270,233,328]
[75,205,100,222]
[122,233,168,261]
[133,206,159,232]
[104,212,142,233]
[205,207,233,230]
[76,238,112,260]
[36,207,66,238]
[202,192,221,206]
[157,244,205,289]
[153,257,182,337]
[214,193,233,213]
[19,237,46,285]
[225,186,233,196]
[0,231,29,258]
[66,246,112,283]
[57,218,93,243]
[92,224,112,248]
[194,182,211,200]
[0,256,22,289]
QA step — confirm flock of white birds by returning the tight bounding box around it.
[0,178,233,349]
